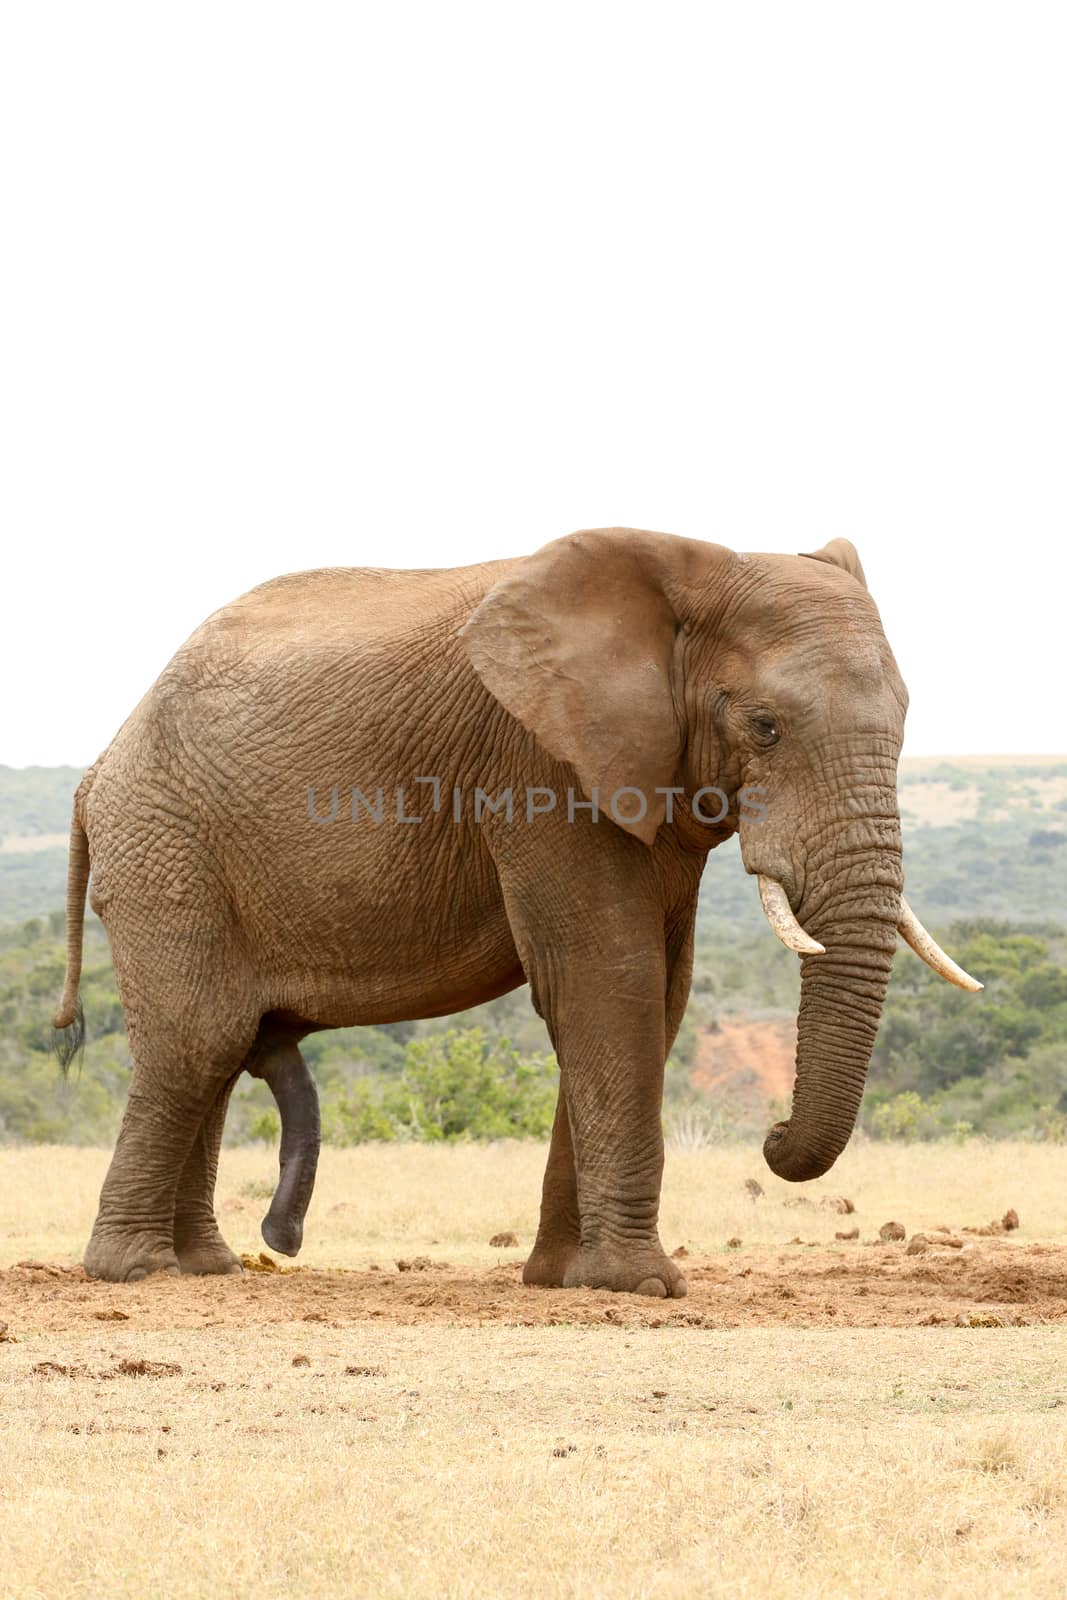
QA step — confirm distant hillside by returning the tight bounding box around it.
[0,764,83,843]
[701,756,1067,939]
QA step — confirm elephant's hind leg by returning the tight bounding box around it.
[84,967,260,1283]
[173,1077,244,1275]
[171,1026,320,1274]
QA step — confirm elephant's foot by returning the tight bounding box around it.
[522,1236,581,1288]
[561,1243,688,1299]
[84,1223,181,1284]
[174,1219,243,1277]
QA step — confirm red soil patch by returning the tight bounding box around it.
[692,1018,797,1106]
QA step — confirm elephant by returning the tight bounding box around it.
[53,527,980,1294]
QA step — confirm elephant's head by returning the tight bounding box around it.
[461,527,980,1181]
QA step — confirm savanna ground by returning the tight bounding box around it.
[2,1141,1067,1597]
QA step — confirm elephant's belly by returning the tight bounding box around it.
[249,832,524,1029]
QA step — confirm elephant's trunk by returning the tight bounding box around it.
[249,1037,321,1256]
[762,804,903,1182]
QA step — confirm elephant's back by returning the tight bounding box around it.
[79,557,527,999]
[140,559,510,729]
[98,558,514,830]
[194,560,513,655]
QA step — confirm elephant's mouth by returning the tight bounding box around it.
[757,874,982,991]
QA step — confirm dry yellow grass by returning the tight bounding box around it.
[2,1321,1066,1598]
[2,1141,1067,1598]
[1,1138,1063,1269]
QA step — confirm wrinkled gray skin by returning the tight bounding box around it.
[55,529,910,1296]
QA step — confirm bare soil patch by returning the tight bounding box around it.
[4,1237,1066,1337]
[692,1016,797,1104]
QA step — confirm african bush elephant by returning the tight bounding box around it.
[53,528,980,1294]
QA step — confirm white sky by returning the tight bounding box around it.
[2,3,1065,768]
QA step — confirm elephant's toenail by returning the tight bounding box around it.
[635,1277,668,1297]
[126,1267,147,1282]
[672,1277,688,1298]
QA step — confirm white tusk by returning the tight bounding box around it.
[758,875,826,957]
[897,897,984,992]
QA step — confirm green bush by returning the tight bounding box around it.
[247,1109,281,1143]
[869,1091,929,1142]
[322,1027,558,1144]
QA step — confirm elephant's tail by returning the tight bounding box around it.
[53,812,90,1069]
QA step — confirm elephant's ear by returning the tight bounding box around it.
[459,528,688,847]
[799,538,868,591]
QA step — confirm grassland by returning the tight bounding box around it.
[2,1142,1066,1598]
[3,1139,1067,1268]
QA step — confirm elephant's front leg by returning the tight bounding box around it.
[507,871,686,1297]
[524,907,696,1293]
[558,966,684,1296]
[522,1090,581,1287]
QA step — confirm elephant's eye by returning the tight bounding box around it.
[751,713,780,746]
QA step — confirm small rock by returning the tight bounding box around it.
[671,1245,690,1259]
[820,1195,855,1215]
[835,1227,860,1242]
[395,1256,434,1272]
[489,1231,519,1248]
[726,1237,742,1249]
[292,1354,311,1367]
[92,1309,130,1321]
[906,1233,930,1255]
[743,1178,764,1200]
[344,1364,387,1377]
[652,1389,668,1398]
[879,1221,906,1242]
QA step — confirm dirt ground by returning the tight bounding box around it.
[5,1234,1067,1336]
[4,1146,1067,1597]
